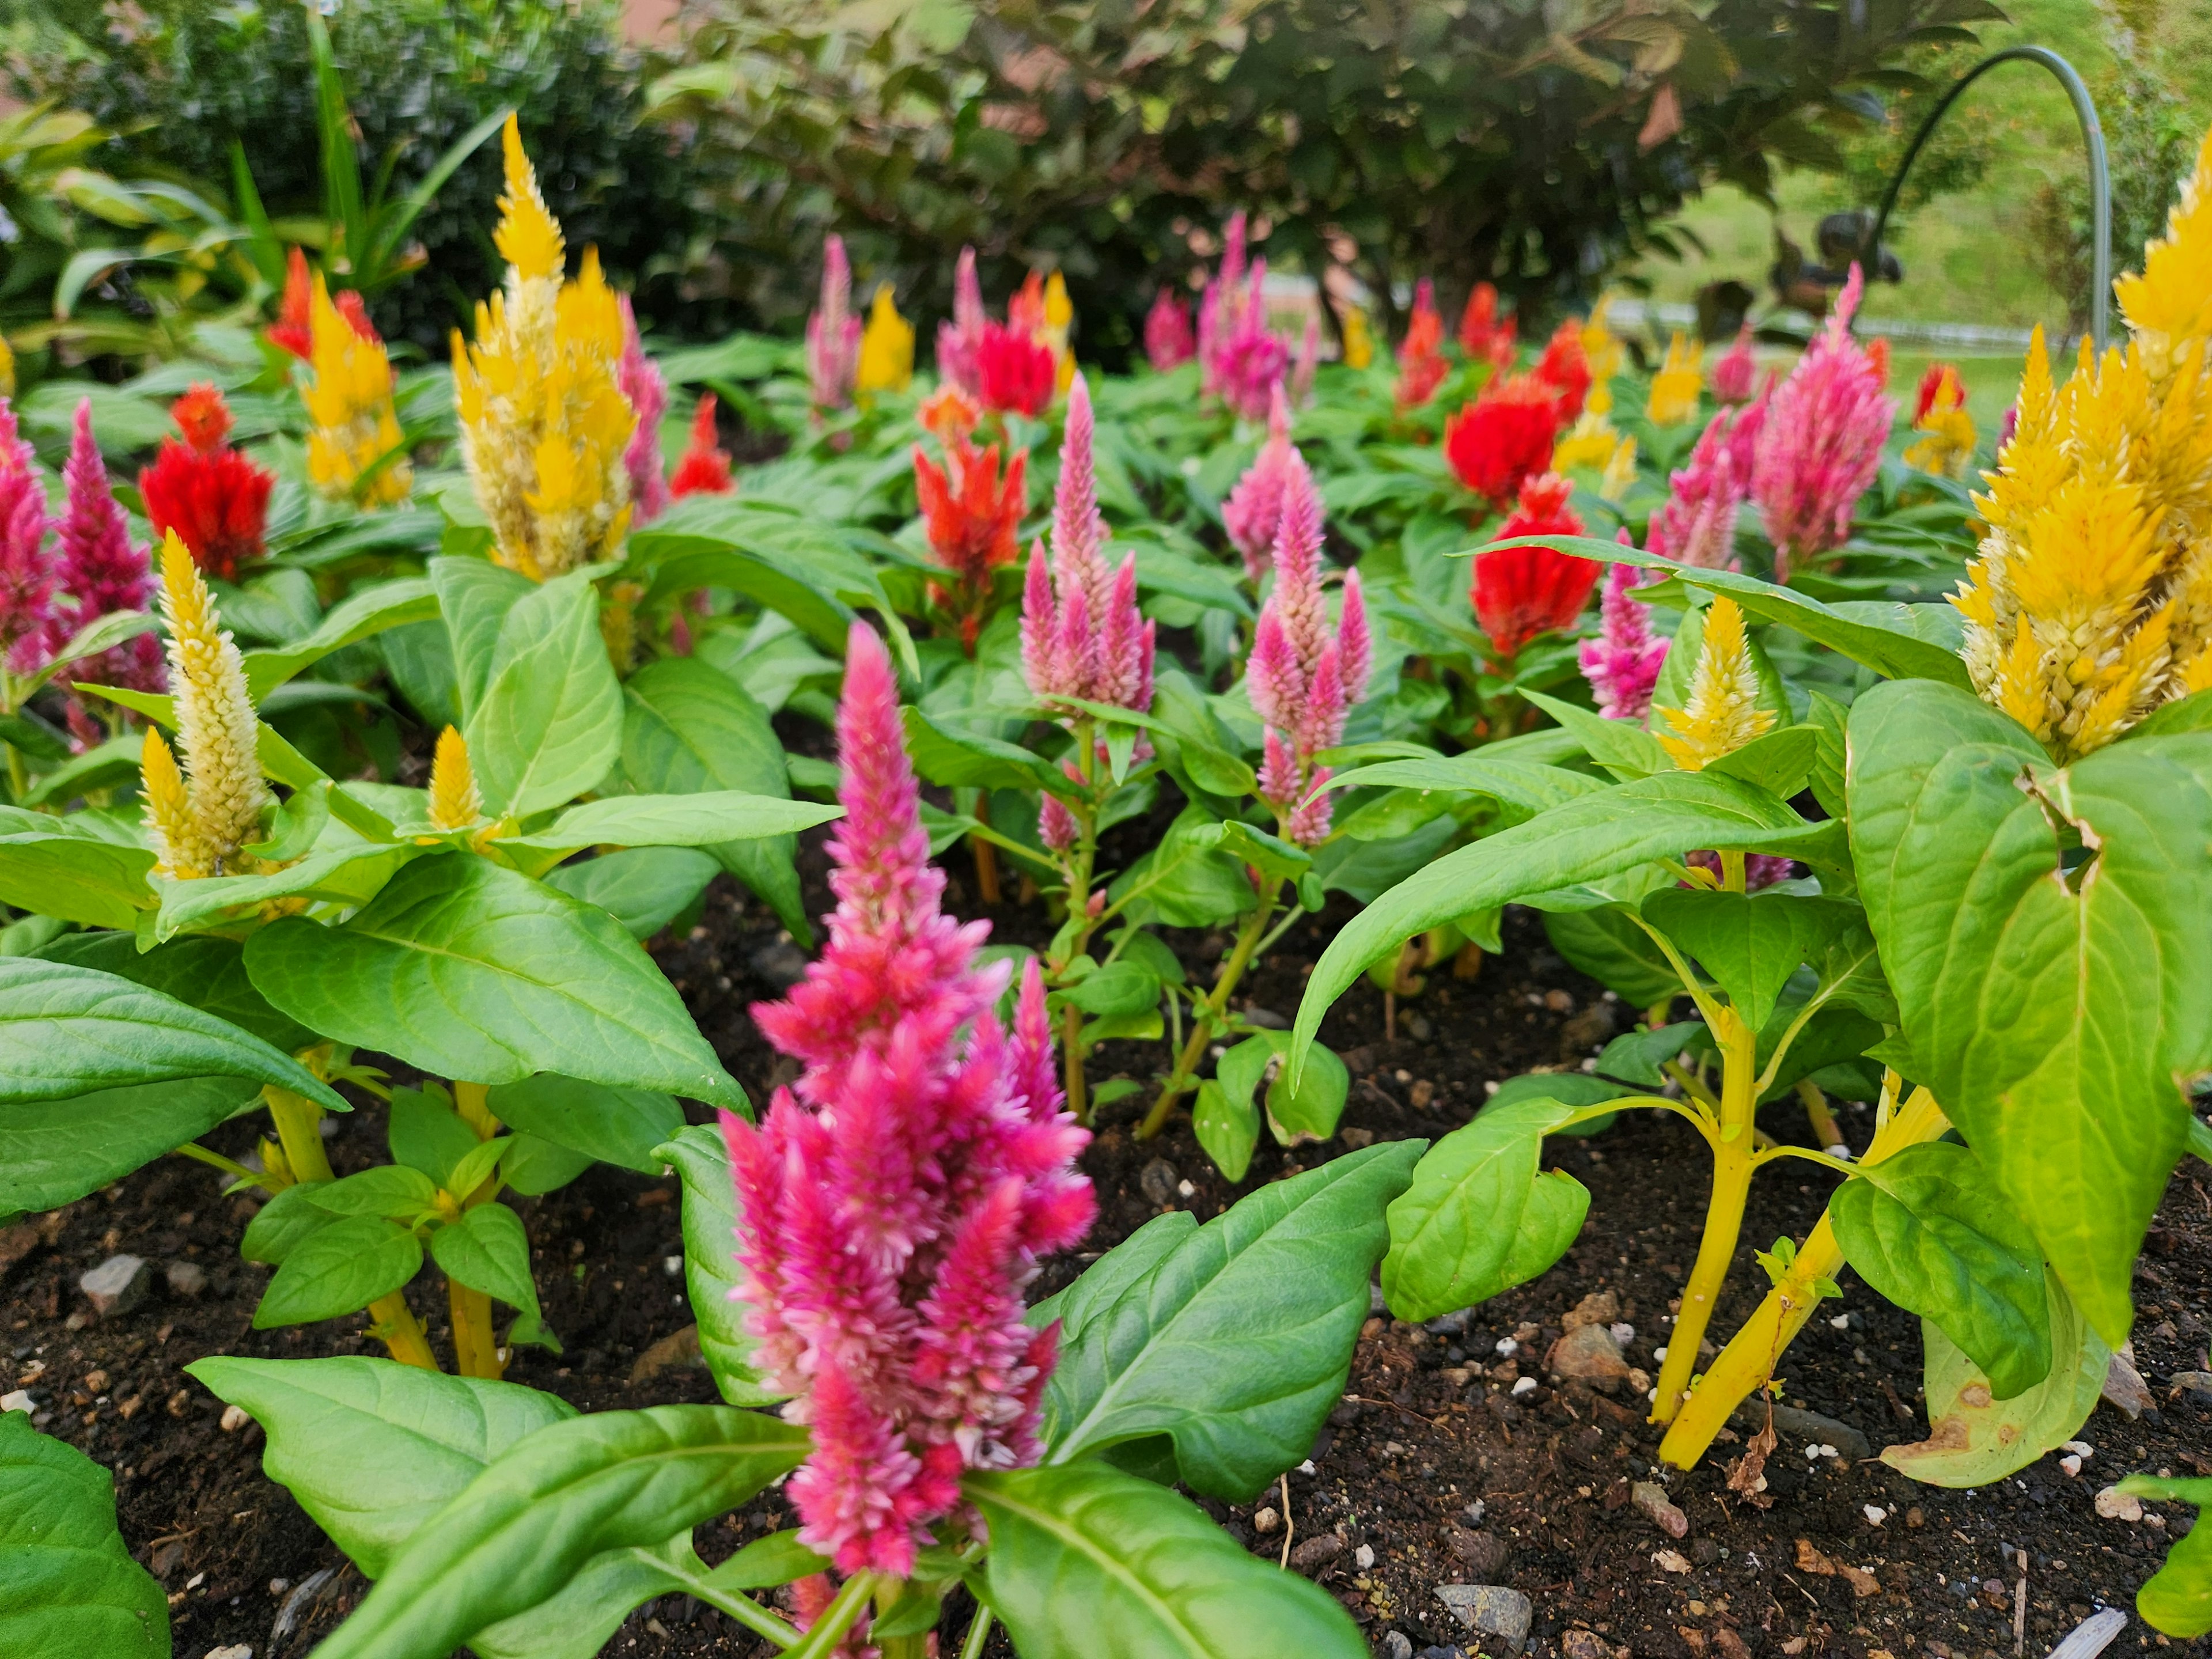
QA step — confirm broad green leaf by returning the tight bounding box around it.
[1058,962,1162,1018]
[2125,685,2212,743]
[150,842,418,942]
[13,609,158,702]
[1543,906,1681,1008]
[1108,805,1262,929]
[310,1165,441,1218]
[1828,1142,2050,1399]
[622,657,805,940]
[1191,1080,1257,1181]
[467,569,624,817]
[308,1405,808,1659]
[1641,889,1854,1028]
[1522,689,1670,781]
[1185,819,1310,881]
[499,1135,596,1198]
[33,931,311,1051]
[184,1355,577,1577]
[1848,681,2212,1342]
[1592,1022,1702,1087]
[503,791,839,854]
[1382,1096,1590,1321]
[463,1533,704,1659]
[1487,1071,1631,1138]
[1805,689,1850,821]
[1042,1140,1423,1498]
[244,576,438,699]
[1266,1039,1348,1146]
[1880,1269,2109,1488]
[430,1204,539,1322]
[486,1074,684,1174]
[2119,1476,2212,1638]
[0,1411,168,1656]
[241,1182,347,1265]
[244,855,745,1109]
[387,1088,481,1187]
[968,1460,1368,1659]
[0,957,343,1108]
[0,1075,259,1213]
[1327,751,1607,815]
[1027,1211,1195,1336]
[1290,771,1820,1088]
[543,846,718,940]
[902,707,1068,795]
[256,1214,423,1326]
[0,821,154,930]
[430,556,534,719]
[1703,724,1819,798]
[657,1124,781,1405]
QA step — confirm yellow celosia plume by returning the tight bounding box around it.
[1654,596,1777,771]
[1581,296,1623,417]
[1953,120,2212,760]
[1647,332,1704,426]
[1599,434,1639,503]
[855,284,914,397]
[427,726,483,832]
[144,531,267,878]
[452,122,634,581]
[1043,270,1076,394]
[1341,305,1373,370]
[1554,409,1624,474]
[303,277,410,506]
[1904,366,1976,480]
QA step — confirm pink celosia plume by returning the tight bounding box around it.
[1578,549,1668,721]
[1222,385,1301,585]
[1709,323,1757,404]
[726,622,1093,1579]
[616,297,671,526]
[1197,213,1290,421]
[936,246,988,393]
[1144,287,1195,372]
[1291,315,1320,408]
[49,399,162,692]
[805,236,863,412]
[0,397,55,677]
[1646,393,1770,572]
[1749,266,1894,581]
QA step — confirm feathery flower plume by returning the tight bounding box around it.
[1291,315,1321,407]
[1445,375,1563,509]
[1653,595,1775,770]
[914,421,1026,652]
[48,399,162,692]
[303,275,410,505]
[935,247,988,393]
[1473,473,1600,661]
[616,297,671,527]
[1222,384,1300,586]
[1040,271,1077,394]
[857,283,915,398]
[1198,213,1290,419]
[1904,361,1975,478]
[1710,323,1758,404]
[1580,552,1668,720]
[728,622,1093,1577]
[143,532,267,877]
[427,726,483,832]
[1532,319,1593,421]
[975,322,1056,418]
[1340,304,1374,371]
[0,397,54,675]
[1247,456,1367,843]
[268,246,315,361]
[1580,297,1624,415]
[1145,287,1195,372]
[1599,435,1640,502]
[1750,265,1893,581]
[1395,279,1449,410]
[670,396,734,499]
[1646,332,1705,426]
[451,116,634,581]
[806,236,862,411]
[1457,282,1516,368]
[138,386,272,582]
[1553,408,1627,476]
[1646,394,1770,571]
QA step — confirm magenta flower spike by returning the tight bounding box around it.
[49,398,162,691]
[1709,323,1757,404]
[1749,266,1895,581]
[726,621,1093,1580]
[1222,384,1300,585]
[805,235,863,411]
[1143,287,1195,372]
[937,245,988,393]
[616,297,671,526]
[1578,551,1668,721]
[0,397,56,676]
[1291,313,1320,408]
[1646,393,1770,572]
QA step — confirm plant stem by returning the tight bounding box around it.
[786,1573,880,1659]
[262,1085,336,1185]
[1051,717,1103,1123]
[453,1080,500,1143]
[1797,1079,1846,1152]
[1648,1004,1760,1427]
[959,1606,995,1659]
[449,1278,503,1378]
[4,742,26,805]
[1060,1000,1088,1125]
[368,1291,438,1370]
[971,836,1000,904]
[1136,877,1278,1141]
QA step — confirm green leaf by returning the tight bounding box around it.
[499,1135,595,1198]
[1880,1269,2110,1488]
[1191,1081,1258,1182]
[243,577,438,700]
[1805,689,1850,822]
[0,1411,168,1657]
[1185,819,1311,881]
[1382,1096,1590,1321]
[312,1165,441,1218]
[256,1215,423,1326]
[430,1204,540,1321]
[1108,805,1262,929]
[1703,725,1819,798]
[622,658,806,940]
[387,1088,481,1187]
[1,1075,260,1214]
[430,556,535,721]
[1266,1039,1348,1146]
[543,846,718,940]
[1028,1211,1194,1336]
[13,609,158,703]
[33,932,310,1051]
[1330,752,1606,816]
[151,842,419,942]
[241,1182,346,1266]
[902,707,1067,795]
[1042,1140,1423,1498]
[1058,962,1162,1018]
[1290,771,1820,1088]
[1543,907,1681,1007]
[657,1125,781,1406]
[244,855,746,1109]
[1487,1071,1631,1138]
[183,1355,577,1577]
[486,1074,684,1175]
[504,791,839,854]
[1641,889,1853,1028]
[0,821,154,930]
[466,569,624,818]
[1829,1142,2050,1399]
[2119,1476,2212,1638]
[1847,681,2211,1342]
[1592,1022,1703,1087]
[306,1406,808,1659]
[968,1460,1368,1659]
[1522,690,1670,781]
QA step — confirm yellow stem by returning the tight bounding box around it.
[448,1278,504,1379]
[368,1290,438,1370]
[454,1080,500,1141]
[1062,1001,1089,1125]
[1797,1078,1846,1152]
[262,1085,336,1185]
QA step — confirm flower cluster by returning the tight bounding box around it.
[976,320,1057,418]
[1646,331,1705,426]
[1473,472,1600,661]
[302,273,411,506]
[1954,130,2212,760]
[0,398,52,675]
[913,392,1027,651]
[1457,282,1517,368]
[1652,594,1775,771]
[451,117,634,581]
[725,620,1093,1578]
[616,297,672,527]
[139,386,274,582]
[855,283,915,397]
[1579,556,1668,721]
[1222,385,1301,586]
[141,532,268,879]
[1646,394,1771,571]
[1247,453,1369,844]
[1709,324,1758,404]
[1395,279,1449,410]
[267,247,376,362]
[1904,361,1975,478]
[1198,213,1290,421]
[670,396,735,499]
[1339,304,1374,371]
[1145,287,1196,372]
[1445,375,1563,508]
[1749,265,1893,581]
[935,247,988,392]
[806,236,862,412]
[51,399,162,693]
[1532,320,1593,423]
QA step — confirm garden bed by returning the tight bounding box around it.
[4,858,2203,1659]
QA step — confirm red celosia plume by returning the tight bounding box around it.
[975,321,1056,418]
[915,435,1027,650]
[1457,282,1517,367]
[1394,278,1448,410]
[1531,318,1592,420]
[139,387,271,581]
[1445,375,1563,509]
[669,395,734,498]
[1472,472,1600,660]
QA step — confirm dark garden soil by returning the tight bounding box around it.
[5,827,2209,1659]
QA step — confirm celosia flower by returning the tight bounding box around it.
[1710,323,1757,404]
[1646,395,1770,571]
[1196,211,1249,386]
[1646,332,1705,426]
[975,322,1056,419]
[47,399,161,692]
[726,620,1093,1578]
[1340,304,1374,371]
[806,236,862,412]
[1685,848,1797,890]
[856,283,915,397]
[1247,454,1368,844]
[1553,410,1626,476]
[669,396,734,499]
[1653,594,1776,770]
[1750,264,1893,581]
[139,387,272,582]
[914,428,1026,652]
[616,297,671,527]
[1291,314,1320,408]
[1600,435,1639,503]
[451,116,634,581]
[267,246,315,360]
[1904,362,1976,478]
[142,532,268,878]
[1579,552,1667,720]
[1395,279,1449,410]
[1473,473,1601,661]
[935,246,987,393]
[1458,282,1516,368]
[1222,384,1300,586]
[1007,271,1047,339]
[919,384,980,448]
[1040,271,1076,395]
[1198,213,1290,420]
[1532,319,1593,421]
[302,275,410,506]
[0,397,54,675]
[1445,376,1562,508]
[1145,287,1195,372]
[1580,297,1624,416]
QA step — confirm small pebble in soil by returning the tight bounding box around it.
[204,1647,252,1659]
[2094,1486,2143,1522]
[1355,1544,1376,1570]
[1494,1337,1517,1357]
[1510,1376,1537,1397]
[1435,1584,1532,1651]
[1289,1534,1342,1573]
[0,1390,31,1415]
[78,1253,148,1317]
[1139,1159,1180,1207]
[1631,1481,1690,1539]
[164,1260,206,1297]
[219,1404,251,1433]
[1379,1634,1414,1659]
[1252,1506,1280,1533]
